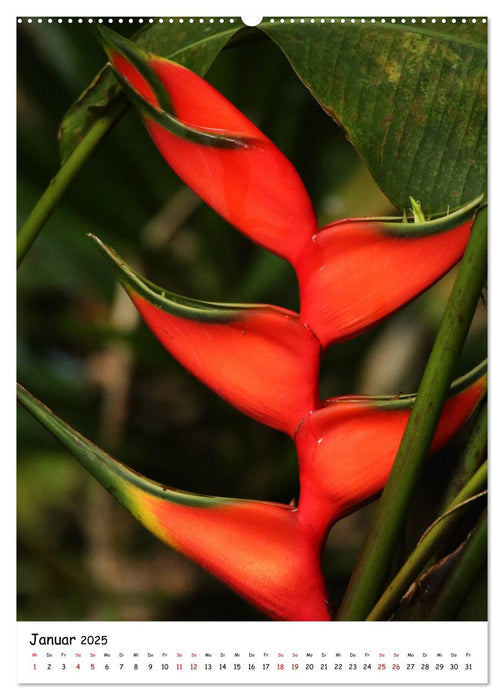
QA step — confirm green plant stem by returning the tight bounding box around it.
[426,508,487,621]
[16,95,127,267]
[337,204,487,621]
[366,461,487,620]
[440,401,487,512]
[426,399,486,570]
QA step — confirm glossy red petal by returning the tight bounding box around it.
[100,27,317,263]
[138,495,331,621]
[133,294,320,435]
[91,236,321,435]
[17,384,331,621]
[295,363,487,536]
[297,199,481,347]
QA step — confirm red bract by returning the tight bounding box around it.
[297,204,478,347]
[91,236,321,435]
[295,363,487,536]
[140,496,331,621]
[97,25,317,264]
[16,385,331,622]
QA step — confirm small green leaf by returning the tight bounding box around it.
[59,19,244,163]
[409,197,426,223]
[264,20,487,214]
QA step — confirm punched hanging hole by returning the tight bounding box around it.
[241,16,263,26]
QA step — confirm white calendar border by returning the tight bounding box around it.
[6,0,504,696]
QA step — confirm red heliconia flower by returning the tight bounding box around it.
[91,235,321,436]
[294,362,487,537]
[96,25,318,265]
[297,201,480,347]
[96,26,482,347]
[17,384,331,622]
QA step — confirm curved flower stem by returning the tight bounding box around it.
[337,203,487,621]
[16,95,127,267]
[425,507,487,621]
[366,461,487,621]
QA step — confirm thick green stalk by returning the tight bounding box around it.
[366,461,487,620]
[440,401,487,511]
[17,95,127,267]
[425,508,487,621]
[337,204,487,621]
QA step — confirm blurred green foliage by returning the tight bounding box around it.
[17,21,487,621]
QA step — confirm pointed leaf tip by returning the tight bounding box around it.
[17,384,330,621]
[90,236,321,435]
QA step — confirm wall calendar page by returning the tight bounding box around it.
[15,4,491,691]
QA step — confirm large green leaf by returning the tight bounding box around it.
[263,20,487,214]
[59,19,244,163]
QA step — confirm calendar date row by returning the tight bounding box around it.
[33,661,474,672]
